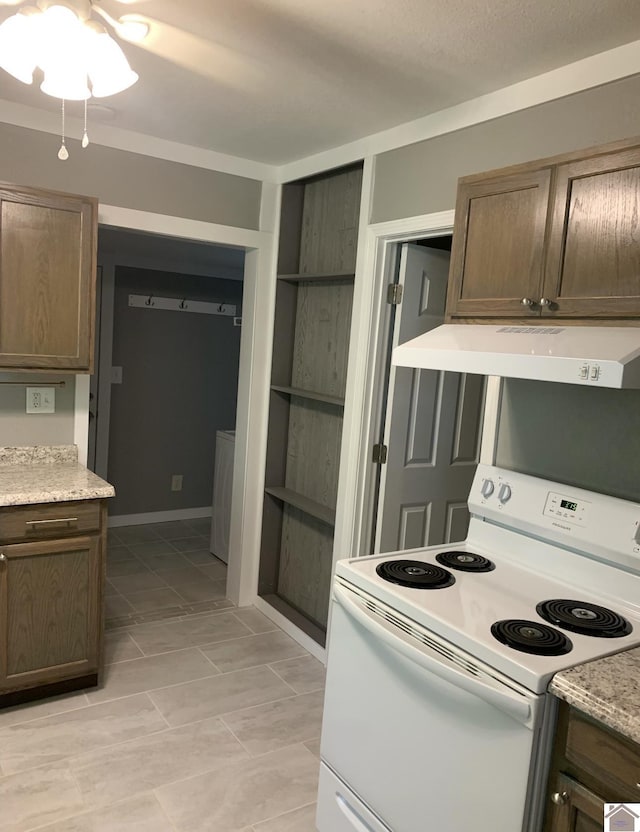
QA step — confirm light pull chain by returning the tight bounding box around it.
[58,99,69,161]
[82,98,89,148]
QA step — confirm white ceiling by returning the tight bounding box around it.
[1,0,640,165]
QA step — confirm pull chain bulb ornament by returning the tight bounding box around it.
[82,98,89,147]
[57,97,69,160]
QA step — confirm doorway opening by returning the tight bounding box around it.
[368,234,485,556]
[90,226,246,624]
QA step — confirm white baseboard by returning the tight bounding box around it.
[108,506,212,528]
[252,597,327,664]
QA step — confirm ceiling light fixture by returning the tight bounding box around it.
[0,0,146,157]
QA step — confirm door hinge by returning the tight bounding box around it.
[372,443,388,464]
[387,283,403,305]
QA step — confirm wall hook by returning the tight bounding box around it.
[145,295,154,306]
[179,299,188,310]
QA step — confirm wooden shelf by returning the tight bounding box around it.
[270,385,345,407]
[259,164,363,643]
[264,486,336,527]
[277,272,355,283]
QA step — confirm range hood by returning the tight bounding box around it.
[392,325,640,389]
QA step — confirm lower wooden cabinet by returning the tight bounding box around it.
[0,500,106,705]
[546,772,604,832]
[544,702,640,832]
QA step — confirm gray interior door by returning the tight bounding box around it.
[375,244,485,553]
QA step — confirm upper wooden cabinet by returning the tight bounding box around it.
[447,138,640,322]
[0,183,97,372]
[545,147,640,318]
[448,169,552,318]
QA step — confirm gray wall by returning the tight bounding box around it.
[0,122,262,229]
[496,379,640,503]
[0,374,76,446]
[370,74,640,503]
[372,74,640,222]
[107,267,243,516]
[0,123,259,454]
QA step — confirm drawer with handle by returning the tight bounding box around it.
[565,707,640,797]
[0,500,101,542]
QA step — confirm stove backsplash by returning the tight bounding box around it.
[495,378,640,503]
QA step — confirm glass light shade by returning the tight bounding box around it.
[38,6,91,99]
[0,3,139,100]
[37,7,86,67]
[88,31,138,97]
[0,9,40,84]
[41,68,90,100]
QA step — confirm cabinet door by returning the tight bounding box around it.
[544,147,640,317]
[0,185,97,371]
[0,535,101,692]
[447,169,551,318]
[546,773,603,832]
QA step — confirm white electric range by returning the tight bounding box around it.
[317,465,640,832]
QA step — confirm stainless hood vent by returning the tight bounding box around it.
[392,325,640,389]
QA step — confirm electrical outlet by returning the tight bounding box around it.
[26,387,55,414]
[171,474,183,492]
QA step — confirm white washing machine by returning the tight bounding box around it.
[210,430,235,564]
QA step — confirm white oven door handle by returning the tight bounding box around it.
[333,586,532,727]
[336,794,376,832]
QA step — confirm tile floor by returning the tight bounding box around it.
[0,522,325,832]
[105,519,232,628]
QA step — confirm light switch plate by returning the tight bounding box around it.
[26,387,55,414]
[111,366,123,384]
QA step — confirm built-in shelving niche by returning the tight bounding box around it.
[258,164,363,645]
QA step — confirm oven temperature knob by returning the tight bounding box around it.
[498,484,512,504]
[481,478,495,498]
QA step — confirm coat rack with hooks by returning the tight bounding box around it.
[128,295,237,317]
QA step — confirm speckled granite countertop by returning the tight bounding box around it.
[551,647,640,745]
[0,445,115,506]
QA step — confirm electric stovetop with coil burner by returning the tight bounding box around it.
[335,465,640,694]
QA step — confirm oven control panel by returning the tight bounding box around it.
[478,477,512,506]
[543,492,588,526]
[470,464,640,571]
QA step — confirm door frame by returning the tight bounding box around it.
[334,209,502,564]
[72,193,280,609]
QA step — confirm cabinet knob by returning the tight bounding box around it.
[521,297,534,307]
[539,297,553,308]
[551,791,569,805]
[0,553,6,562]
